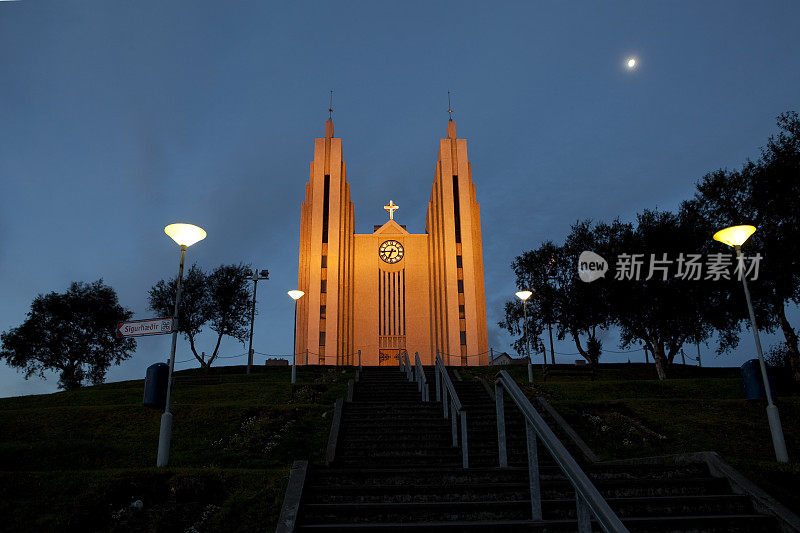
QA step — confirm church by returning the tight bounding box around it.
[294,118,488,366]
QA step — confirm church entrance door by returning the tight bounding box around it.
[378,349,402,366]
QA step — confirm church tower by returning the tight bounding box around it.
[295,119,488,366]
[426,120,488,366]
[295,121,355,365]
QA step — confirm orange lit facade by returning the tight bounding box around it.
[295,120,488,366]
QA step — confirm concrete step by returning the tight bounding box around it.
[299,495,753,524]
[312,464,714,486]
[296,514,775,532]
[304,477,730,504]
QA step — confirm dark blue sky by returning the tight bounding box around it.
[2,1,799,396]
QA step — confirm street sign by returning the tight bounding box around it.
[117,318,174,338]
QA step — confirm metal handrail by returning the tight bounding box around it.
[494,370,628,532]
[413,352,430,402]
[401,350,413,381]
[435,351,469,468]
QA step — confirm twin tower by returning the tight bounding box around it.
[294,120,488,366]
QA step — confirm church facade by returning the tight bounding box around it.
[294,120,488,366]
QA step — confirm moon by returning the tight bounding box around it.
[626,57,637,69]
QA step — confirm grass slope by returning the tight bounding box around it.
[464,363,800,515]
[2,362,798,531]
[0,366,352,532]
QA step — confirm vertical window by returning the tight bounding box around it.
[459,304,465,319]
[321,255,327,268]
[320,305,326,319]
[460,331,467,345]
[321,280,327,293]
[456,255,463,268]
[452,175,461,243]
[457,280,464,293]
[321,175,330,243]
[319,331,326,346]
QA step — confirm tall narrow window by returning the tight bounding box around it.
[457,280,464,293]
[456,255,463,268]
[319,331,326,346]
[452,175,461,243]
[320,305,326,319]
[321,255,327,268]
[460,331,467,346]
[459,304,465,319]
[321,280,327,293]
[321,174,330,243]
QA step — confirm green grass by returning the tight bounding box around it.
[464,362,800,515]
[0,365,352,532]
[4,362,799,530]
[0,468,289,533]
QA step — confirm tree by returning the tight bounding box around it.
[499,241,559,362]
[498,295,545,362]
[501,222,619,369]
[557,220,621,367]
[148,263,252,369]
[608,209,743,380]
[0,280,136,390]
[691,111,800,377]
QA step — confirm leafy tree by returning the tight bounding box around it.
[690,111,800,376]
[498,294,545,362]
[557,220,621,367]
[148,263,251,369]
[609,209,742,380]
[499,241,559,362]
[0,280,136,390]
[501,222,620,369]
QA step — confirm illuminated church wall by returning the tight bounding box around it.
[295,119,488,366]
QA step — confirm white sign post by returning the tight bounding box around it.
[117,318,174,338]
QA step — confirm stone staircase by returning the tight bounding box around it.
[287,366,783,532]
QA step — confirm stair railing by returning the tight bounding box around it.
[401,350,413,382]
[435,352,469,468]
[413,351,430,402]
[494,370,628,533]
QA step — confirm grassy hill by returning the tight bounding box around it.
[463,363,800,515]
[0,363,797,531]
[0,366,353,532]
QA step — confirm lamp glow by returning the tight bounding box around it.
[712,225,756,247]
[164,223,207,247]
[515,290,533,301]
[288,290,305,301]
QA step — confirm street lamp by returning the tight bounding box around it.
[516,290,533,383]
[244,268,270,375]
[158,223,206,467]
[713,224,788,463]
[288,290,305,384]
[545,257,557,366]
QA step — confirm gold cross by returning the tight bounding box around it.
[383,200,399,220]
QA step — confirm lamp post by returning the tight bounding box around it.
[158,223,206,467]
[516,290,533,383]
[244,268,269,374]
[713,224,788,463]
[288,290,305,384]
[545,256,557,366]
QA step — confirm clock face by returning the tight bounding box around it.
[379,240,404,264]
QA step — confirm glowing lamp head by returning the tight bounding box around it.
[288,290,305,301]
[627,58,636,69]
[713,225,756,248]
[515,290,533,301]
[164,223,207,247]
